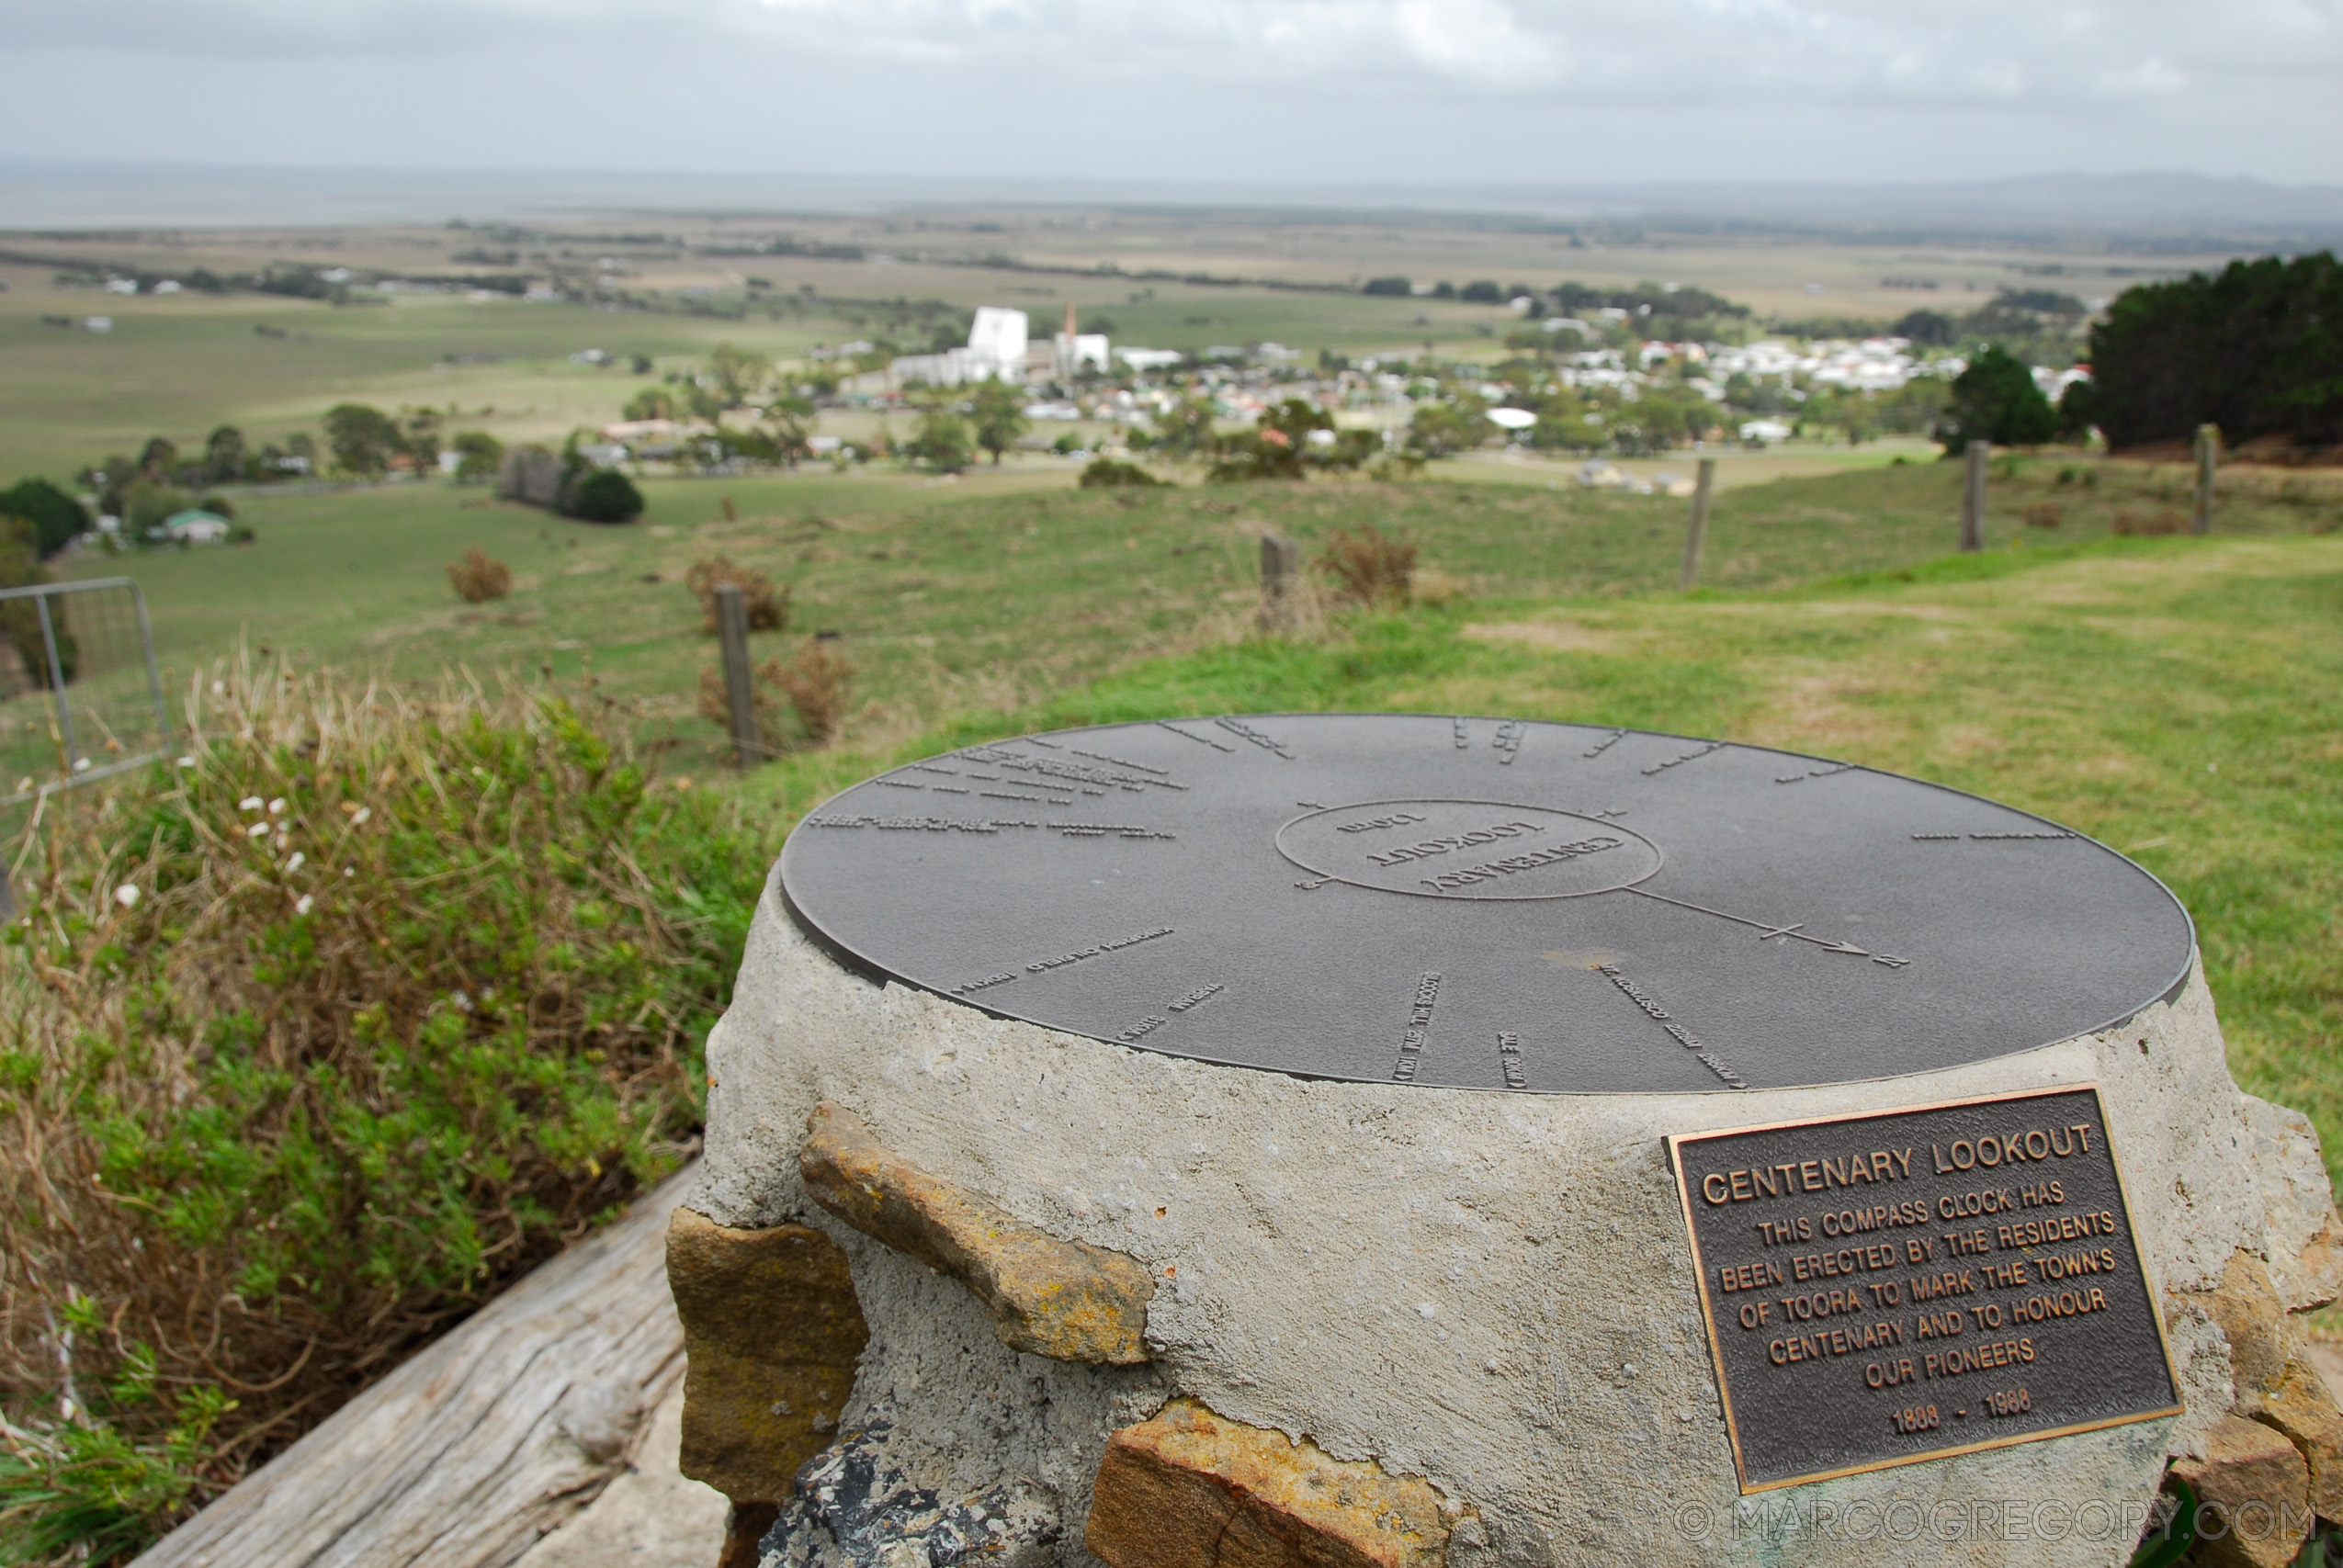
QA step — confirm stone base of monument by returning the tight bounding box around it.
[671,719,2343,1568]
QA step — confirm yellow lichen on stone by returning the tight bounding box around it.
[665,1206,868,1505]
[798,1100,1153,1365]
[1086,1398,1457,1568]
[2254,1359,2343,1522]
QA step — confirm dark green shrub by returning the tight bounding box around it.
[565,468,645,523]
[1939,345,2058,454]
[1078,458,1166,489]
[0,478,89,557]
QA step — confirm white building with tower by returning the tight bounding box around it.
[889,307,1031,389]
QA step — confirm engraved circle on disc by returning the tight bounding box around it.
[1275,798,1663,899]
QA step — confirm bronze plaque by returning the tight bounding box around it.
[1668,1085,2181,1492]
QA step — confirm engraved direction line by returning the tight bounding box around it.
[1597,963,1748,1088]
[1775,762,1862,785]
[1156,720,1235,753]
[948,925,1177,997]
[1642,739,1726,777]
[1911,830,2081,842]
[1620,886,1910,965]
[1215,716,1296,759]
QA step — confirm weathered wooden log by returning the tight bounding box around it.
[130,1166,696,1568]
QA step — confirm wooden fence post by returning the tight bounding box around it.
[1259,534,1301,632]
[2192,423,2220,536]
[1679,457,1717,591]
[715,582,761,765]
[1960,441,1990,553]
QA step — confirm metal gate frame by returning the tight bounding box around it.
[0,576,172,809]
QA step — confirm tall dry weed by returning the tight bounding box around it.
[445,546,512,603]
[685,557,789,633]
[696,637,855,753]
[1319,525,1419,607]
[775,638,855,744]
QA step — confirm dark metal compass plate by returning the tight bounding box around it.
[775,715,2194,1093]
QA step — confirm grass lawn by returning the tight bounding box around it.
[45,454,2336,765]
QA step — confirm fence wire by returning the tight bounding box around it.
[2,575,171,814]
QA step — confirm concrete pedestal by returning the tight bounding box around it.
[688,873,2343,1568]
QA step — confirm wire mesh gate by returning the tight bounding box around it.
[1,577,173,915]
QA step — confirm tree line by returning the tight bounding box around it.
[2082,252,2342,452]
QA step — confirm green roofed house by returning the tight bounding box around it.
[158,509,231,544]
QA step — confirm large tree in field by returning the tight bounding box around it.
[203,425,248,483]
[323,404,405,479]
[764,395,818,467]
[968,379,1030,466]
[1147,393,1218,462]
[707,343,766,410]
[904,401,974,472]
[1939,346,2057,454]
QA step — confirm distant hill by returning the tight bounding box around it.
[2,162,2337,249]
[1520,173,2343,246]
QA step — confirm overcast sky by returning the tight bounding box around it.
[6,0,2337,188]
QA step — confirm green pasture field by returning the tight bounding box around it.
[0,287,838,479]
[41,451,2339,784]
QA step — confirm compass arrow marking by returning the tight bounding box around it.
[1620,886,1877,957]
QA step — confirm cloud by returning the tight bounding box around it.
[2096,57,2189,96]
[0,0,2334,181]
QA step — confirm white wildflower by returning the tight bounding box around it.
[349,807,371,826]
[295,895,315,916]
[113,884,140,909]
[240,796,263,812]
[175,756,194,769]
[267,797,287,816]
[246,821,270,839]
[284,852,305,873]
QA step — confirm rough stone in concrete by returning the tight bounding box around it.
[799,1100,1153,1366]
[757,1421,1061,1568]
[2240,1094,2343,1313]
[2199,1250,2301,1412]
[1086,1399,1455,1568]
[2252,1360,2343,1522]
[667,1207,869,1504]
[750,1216,1166,1568]
[2172,1415,2313,1568]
